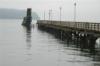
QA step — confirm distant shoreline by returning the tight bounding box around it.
[0,8,40,20]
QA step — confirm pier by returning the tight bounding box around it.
[37,20,100,51]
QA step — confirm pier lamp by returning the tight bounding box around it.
[74,2,77,28]
[59,6,62,22]
[44,11,45,20]
[74,2,76,22]
[49,10,51,20]
[50,9,52,20]
[48,9,52,20]
[48,10,50,20]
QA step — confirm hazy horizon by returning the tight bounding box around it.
[0,0,100,22]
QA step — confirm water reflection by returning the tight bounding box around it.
[23,25,33,62]
[24,26,32,50]
[63,35,100,64]
[38,26,100,66]
[62,38,100,66]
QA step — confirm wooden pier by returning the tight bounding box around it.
[37,20,100,51]
[37,20,100,36]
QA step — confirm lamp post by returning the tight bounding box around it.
[49,10,50,20]
[48,9,52,20]
[48,9,52,24]
[74,2,76,22]
[44,11,45,20]
[50,9,52,21]
[74,2,77,28]
[59,6,62,22]
[59,7,63,40]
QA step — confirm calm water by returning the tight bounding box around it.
[0,19,100,66]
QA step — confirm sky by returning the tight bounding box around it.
[0,0,100,22]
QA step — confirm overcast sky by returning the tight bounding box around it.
[0,0,100,22]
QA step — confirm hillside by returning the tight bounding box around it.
[0,8,40,20]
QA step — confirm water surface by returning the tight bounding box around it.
[0,19,100,66]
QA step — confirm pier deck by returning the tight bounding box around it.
[37,20,100,51]
[37,20,100,37]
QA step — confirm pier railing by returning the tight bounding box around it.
[37,20,100,32]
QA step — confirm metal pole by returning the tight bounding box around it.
[74,2,76,22]
[50,9,52,21]
[49,10,50,20]
[74,2,77,28]
[44,11,45,20]
[48,9,52,24]
[59,7,62,22]
[50,9,52,24]
[59,7,62,40]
